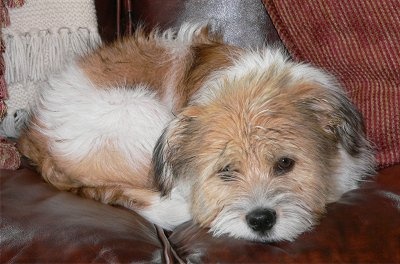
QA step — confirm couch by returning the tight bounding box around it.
[1,1,399,263]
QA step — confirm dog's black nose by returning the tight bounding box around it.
[246,208,276,233]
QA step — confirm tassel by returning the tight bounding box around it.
[4,27,101,84]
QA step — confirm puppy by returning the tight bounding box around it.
[18,24,374,242]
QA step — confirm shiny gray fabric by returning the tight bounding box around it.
[173,0,281,48]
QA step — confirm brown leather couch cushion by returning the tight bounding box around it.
[0,165,167,263]
[1,165,399,263]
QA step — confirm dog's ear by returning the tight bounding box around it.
[300,86,367,156]
[152,106,202,196]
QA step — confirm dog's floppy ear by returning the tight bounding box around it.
[152,106,202,196]
[301,86,367,156]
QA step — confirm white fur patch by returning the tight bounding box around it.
[137,185,191,230]
[160,22,210,48]
[380,191,400,210]
[331,146,375,201]
[33,63,173,170]
[192,48,340,106]
[191,48,289,105]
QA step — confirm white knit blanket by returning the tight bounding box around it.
[1,0,101,137]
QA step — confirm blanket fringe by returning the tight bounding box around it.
[3,26,101,83]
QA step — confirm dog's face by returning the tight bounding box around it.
[152,53,370,241]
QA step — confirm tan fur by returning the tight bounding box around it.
[54,141,151,188]
[79,27,239,112]
[18,118,71,190]
[176,42,242,109]
[79,33,172,93]
[73,186,156,209]
[171,81,337,227]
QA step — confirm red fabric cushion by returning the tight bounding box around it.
[0,137,20,169]
[263,0,400,168]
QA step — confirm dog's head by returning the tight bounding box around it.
[152,49,373,241]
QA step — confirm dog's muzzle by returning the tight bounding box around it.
[246,208,277,234]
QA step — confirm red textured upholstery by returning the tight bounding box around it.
[263,0,400,168]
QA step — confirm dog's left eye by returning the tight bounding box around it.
[274,157,295,176]
[218,165,238,182]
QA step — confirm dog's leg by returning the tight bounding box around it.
[73,185,191,230]
[72,186,154,209]
[18,127,81,191]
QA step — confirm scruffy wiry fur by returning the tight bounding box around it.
[19,24,374,242]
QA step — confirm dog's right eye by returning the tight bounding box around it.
[218,165,238,182]
[274,157,295,176]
